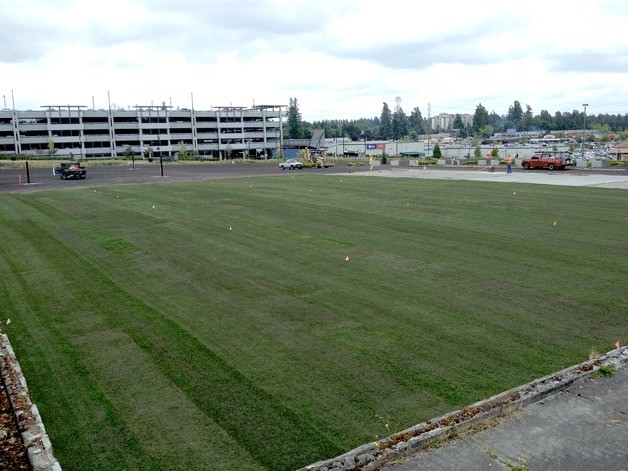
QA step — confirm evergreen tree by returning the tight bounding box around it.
[536,110,555,131]
[287,97,303,139]
[488,111,505,133]
[432,143,442,158]
[343,122,362,141]
[391,104,408,140]
[554,111,566,130]
[409,107,424,135]
[379,102,392,139]
[521,104,534,130]
[452,114,464,130]
[472,103,489,132]
[507,100,523,127]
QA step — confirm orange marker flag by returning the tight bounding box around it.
[616,341,621,349]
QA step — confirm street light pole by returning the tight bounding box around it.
[78,130,83,161]
[427,102,431,158]
[582,104,588,157]
[158,133,163,176]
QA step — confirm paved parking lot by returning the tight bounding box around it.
[2,161,626,194]
[0,160,354,194]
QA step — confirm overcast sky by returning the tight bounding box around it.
[1,0,627,121]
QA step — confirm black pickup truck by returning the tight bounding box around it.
[55,162,86,180]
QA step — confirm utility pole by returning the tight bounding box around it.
[427,103,431,157]
[582,104,588,157]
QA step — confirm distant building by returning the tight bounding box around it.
[608,140,628,161]
[0,104,285,159]
[323,138,424,157]
[430,113,473,131]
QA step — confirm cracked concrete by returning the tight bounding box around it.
[384,361,627,471]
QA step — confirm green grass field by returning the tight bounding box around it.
[0,175,626,470]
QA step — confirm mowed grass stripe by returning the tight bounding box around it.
[13,189,455,448]
[0,239,159,470]
[0,175,626,470]
[0,201,266,470]
[2,205,343,471]
[93,183,510,418]
[71,328,265,471]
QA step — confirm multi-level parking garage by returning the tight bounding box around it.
[0,104,285,159]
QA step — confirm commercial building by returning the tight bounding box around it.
[324,138,425,157]
[0,104,285,159]
[609,140,628,161]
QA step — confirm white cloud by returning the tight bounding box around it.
[0,0,626,119]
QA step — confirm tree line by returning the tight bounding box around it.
[285,98,628,141]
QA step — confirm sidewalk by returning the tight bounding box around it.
[384,364,627,470]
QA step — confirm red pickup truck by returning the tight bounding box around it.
[521,153,566,170]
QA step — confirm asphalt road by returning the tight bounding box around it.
[1,160,626,195]
[0,160,357,194]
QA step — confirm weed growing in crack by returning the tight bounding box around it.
[596,364,615,377]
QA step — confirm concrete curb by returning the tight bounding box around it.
[300,347,628,471]
[0,330,62,471]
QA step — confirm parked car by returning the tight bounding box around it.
[279,159,303,170]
